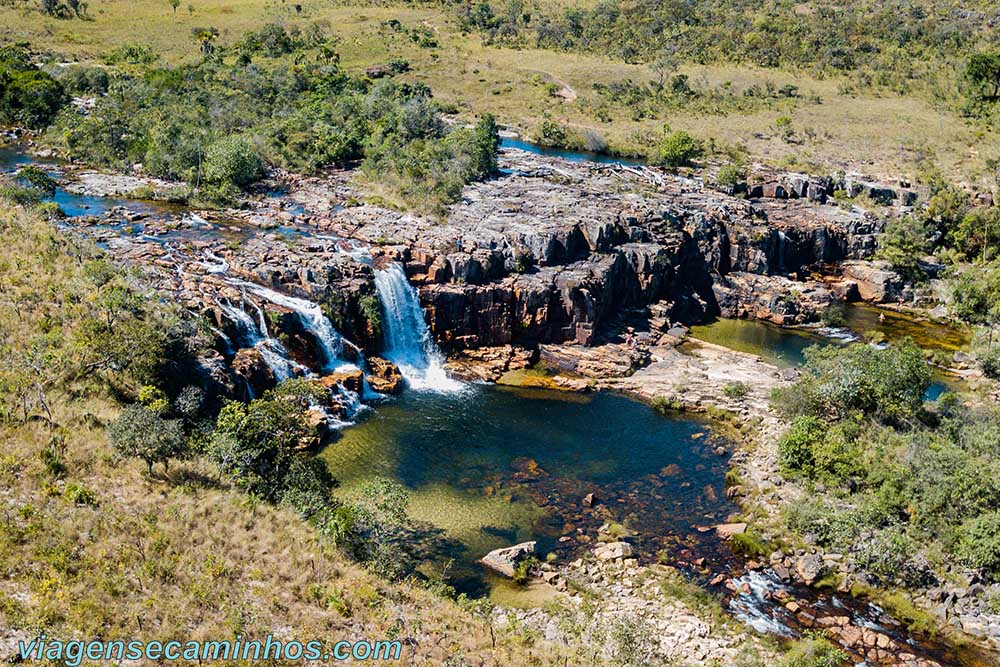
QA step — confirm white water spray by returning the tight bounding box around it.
[216,298,298,382]
[230,280,354,374]
[374,263,463,393]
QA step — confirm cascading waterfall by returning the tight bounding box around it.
[216,298,298,382]
[373,263,464,393]
[231,280,351,374]
[228,279,381,409]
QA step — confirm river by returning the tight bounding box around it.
[1,139,988,665]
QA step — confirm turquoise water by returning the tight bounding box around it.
[322,385,733,594]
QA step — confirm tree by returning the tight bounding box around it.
[208,390,314,500]
[169,0,180,12]
[203,136,266,188]
[772,341,932,426]
[874,215,933,282]
[966,52,1000,104]
[655,129,702,168]
[108,404,186,474]
[651,48,678,91]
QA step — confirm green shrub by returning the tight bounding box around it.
[0,46,67,128]
[62,483,97,506]
[778,416,824,476]
[771,342,931,425]
[532,118,570,148]
[731,529,769,558]
[723,381,751,400]
[105,43,158,65]
[819,303,846,327]
[204,136,266,188]
[107,404,187,475]
[716,162,746,189]
[957,511,1000,579]
[780,634,848,667]
[55,65,110,95]
[654,129,703,168]
[980,347,1000,379]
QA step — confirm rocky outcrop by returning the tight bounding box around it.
[316,149,883,349]
[841,260,905,303]
[480,541,536,578]
[232,348,276,397]
[712,272,838,325]
[366,357,404,394]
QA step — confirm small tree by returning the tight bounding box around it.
[966,52,1000,104]
[108,404,186,474]
[655,129,703,168]
[204,136,266,188]
[169,0,180,12]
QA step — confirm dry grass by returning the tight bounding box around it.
[2,1,996,188]
[0,207,569,665]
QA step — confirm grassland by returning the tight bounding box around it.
[2,0,997,190]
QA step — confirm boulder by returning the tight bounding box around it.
[841,260,904,303]
[795,553,826,586]
[480,541,536,578]
[231,348,276,397]
[320,369,364,394]
[714,522,748,538]
[594,541,634,561]
[366,357,404,394]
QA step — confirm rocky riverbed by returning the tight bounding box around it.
[9,139,998,665]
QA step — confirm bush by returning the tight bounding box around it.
[209,393,311,500]
[980,347,1000,379]
[654,129,702,168]
[107,404,187,474]
[203,136,266,188]
[772,342,931,425]
[723,381,751,400]
[778,416,824,476]
[0,46,67,128]
[55,65,110,95]
[716,162,746,189]
[532,118,569,147]
[819,303,847,327]
[780,634,849,667]
[957,512,1000,579]
[105,43,158,65]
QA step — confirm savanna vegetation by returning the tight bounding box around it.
[772,341,1000,588]
[4,23,501,213]
[0,204,613,665]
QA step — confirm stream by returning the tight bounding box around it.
[1,140,988,666]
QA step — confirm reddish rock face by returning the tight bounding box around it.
[231,347,276,396]
[320,369,364,395]
[365,357,404,394]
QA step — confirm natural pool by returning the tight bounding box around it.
[321,384,733,595]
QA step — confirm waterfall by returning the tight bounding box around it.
[217,293,368,425]
[374,263,463,393]
[216,298,298,382]
[231,280,352,374]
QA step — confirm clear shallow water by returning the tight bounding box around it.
[688,317,824,368]
[500,138,646,166]
[322,385,732,595]
[688,310,969,399]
